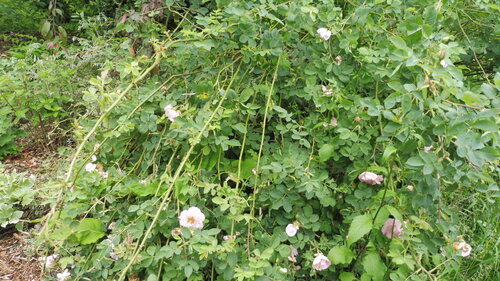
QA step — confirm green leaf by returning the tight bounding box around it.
[385,205,403,222]
[387,81,405,93]
[389,36,408,50]
[481,83,496,98]
[461,92,484,106]
[347,214,372,246]
[471,119,498,132]
[75,218,105,244]
[233,123,247,134]
[367,166,388,175]
[184,266,193,278]
[328,245,355,265]
[494,73,500,89]
[406,156,424,167]
[194,39,215,51]
[40,20,51,37]
[362,252,387,281]
[339,272,357,281]
[319,143,334,162]
[239,88,254,102]
[382,145,397,163]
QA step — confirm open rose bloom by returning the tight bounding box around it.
[381,218,404,239]
[179,207,205,229]
[85,163,97,173]
[285,223,299,237]
[312,253,331,271]
[164,104,181,122]
[358,171,384,185]
[317,28,332,40]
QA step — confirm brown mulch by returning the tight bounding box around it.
[2,138,48,175]
[0,231,41,281]
[1,138,62,281]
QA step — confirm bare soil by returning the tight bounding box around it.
[1,139,60,281]
[0,231,41,281]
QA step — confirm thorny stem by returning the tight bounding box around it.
[116,59,242,281]
[39,47,164,241]
[247,54,281,254]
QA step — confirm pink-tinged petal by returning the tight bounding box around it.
[461,243,472,257]
[312,253,331,271]
[317,28,332,40]
[285,224,299,237]
[358,171,384,185]
[164,104,181,122]
[381,219,404,239]
[179,206,205,229]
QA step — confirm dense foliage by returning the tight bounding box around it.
[0,0,498,281]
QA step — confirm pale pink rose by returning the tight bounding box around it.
[56,269,71,281]
[424,145,433,152]
[279,267,288,273]
[317,28,332,40]
[329,117,338,127]
[164,104,180,122]
[381,219,404,239]
[285,223,299,237]
[312,253,331,271]
[358,171,383,185]
[85,163,97,172]
[223,235,232,241]
[108,222,116,230]
[461,243,472,257]
[179,207,205,229]
[288,245,298,262]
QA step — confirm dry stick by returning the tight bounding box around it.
[117,60,242,281]
[247,55,281,254]
[443,100,485,110]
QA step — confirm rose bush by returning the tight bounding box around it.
[37,0,498,280]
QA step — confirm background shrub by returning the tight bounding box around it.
[1,0,497,280]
